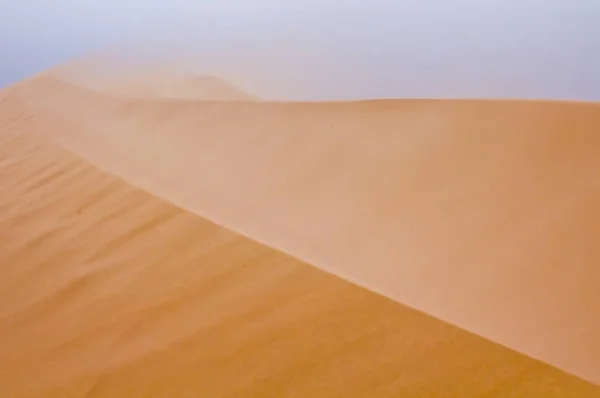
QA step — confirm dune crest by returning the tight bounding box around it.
[10,67,600,386]
[1,79,598,396]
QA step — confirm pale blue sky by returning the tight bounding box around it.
[1,1,599,100]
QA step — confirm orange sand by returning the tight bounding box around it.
[0,63,599,396]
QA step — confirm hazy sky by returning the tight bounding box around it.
[1,1,599,100]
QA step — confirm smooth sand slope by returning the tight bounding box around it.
[12,70,600,385]
[2,81,598,396]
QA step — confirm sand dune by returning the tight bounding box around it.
[2,84,598,396]
[1,60,600,396]
[10,71,600,385]
[51,56,258,101]
[75,73,258,101]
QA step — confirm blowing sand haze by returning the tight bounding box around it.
[0,57,599,396]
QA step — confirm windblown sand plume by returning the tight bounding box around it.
[0,53,599,397]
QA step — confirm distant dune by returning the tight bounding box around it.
[0,57,599,396]
[51,56,258,100]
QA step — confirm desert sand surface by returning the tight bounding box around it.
[10,68,600,385]
[0,62,599,396]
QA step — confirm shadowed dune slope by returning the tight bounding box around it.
[1,86,598,396]
[13,76,600,383]
[11,73,600,385]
